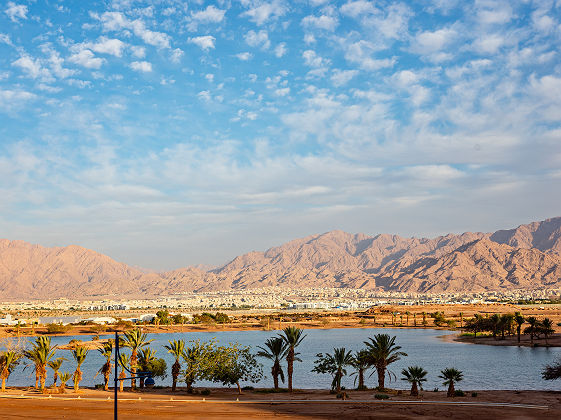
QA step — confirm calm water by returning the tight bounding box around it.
[4,328,561,391]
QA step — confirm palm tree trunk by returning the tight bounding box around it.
[287,348,294,392]
[1,378,6,392]
[447,381,455,397]
[119,371,125,392]
[411,382,418,396]
[236,381,242,395]
[358,369,365,390]
[517,326,521,343]
[104,370,110,391]
[377,367,385,390]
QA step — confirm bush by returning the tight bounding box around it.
[46,323,70,334]
[201,389,211,396]
[242,386,254,391]
[433,388,439,392]
[471,392,478,397]
[454,390,465,397]
[374,394,390,400]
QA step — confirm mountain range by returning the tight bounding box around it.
[1,217,561,300]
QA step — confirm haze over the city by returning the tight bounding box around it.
[1,0,560,270]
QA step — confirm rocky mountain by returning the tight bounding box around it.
[1,217,560,299]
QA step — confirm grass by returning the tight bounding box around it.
[254,388,290,394]
[459,332,493,338]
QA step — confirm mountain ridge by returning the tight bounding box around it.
[1,217,560,299]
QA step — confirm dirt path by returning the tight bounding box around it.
[0,388,559,419]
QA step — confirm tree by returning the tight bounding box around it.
[71,345,89,392]
[439,368,463,397]
[122,328,153,389]
[350,349,371,390]
[164,339,185,392]
[364,334,407,390]
[208,344,263,394]
[24,336,56,391]
[499,314,514,340]
[279,327,306,392]
[514,312,525,344]
[489,314,500,339]
[0,351,22,392]
[401,366,427,396]
[181,339,217,393]
[47,357,65,387]
[524,317,539,344]
[97,340,113,391]
[541,318,555,346]
[312,347,354,393]
[58,372,71,394]
[256,337,287,390]
[118,353,129,392]
[137,347,167,387]
[542,357,561,380]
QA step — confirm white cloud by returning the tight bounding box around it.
[245,30,270,50]
[340,1,376,18]
[12,55,53,81]
[301,14,339,31]
[477,4,512,25]
[171,48,183,63]
[131,46,146,58]
[5,2,27,22]
[197,90,212,102]
[241,0,287,26]
[236,52,252,61]
[0,89,36,111]
[69,49,105,69]
[90,37,126,57]
[412,28,456,54]
[472,34,504,54]
[331,69,359,87]
[343,40,396,71]
[274,42,287,58]
[188,36,216,51]
[130,61,152,72]
[0,33,13,45]
[302,50,330,67]
[190,5,226,28]
[275,87,290,96]
[100,12,171,49]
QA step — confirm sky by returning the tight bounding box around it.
[1,0,560,270]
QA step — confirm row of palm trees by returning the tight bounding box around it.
[1,327,465,396]
[464,312,555,344]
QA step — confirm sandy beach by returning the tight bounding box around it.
[0,387,559,419]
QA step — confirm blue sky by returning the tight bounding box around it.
[1,0,560,270]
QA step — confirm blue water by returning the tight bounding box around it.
[4,328,561,391]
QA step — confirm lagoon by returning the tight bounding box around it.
[4,328,561,391]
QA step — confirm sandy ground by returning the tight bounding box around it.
[0,387,560,419]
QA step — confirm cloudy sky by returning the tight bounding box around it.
[1,0,560,270]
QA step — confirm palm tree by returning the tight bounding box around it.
[97,340,113,391]
[118,353,130,392]
[541,318,554,346]
[137,347,157,388]
[24,336,56,391]
[1,351,22,392]
[329,348,354,393]
[122,329,153,389]
[164,339,185,392]
[439,368,463,397]
[350,349,371,390]
[58,372,71,394]
[525,316,538,345]
[47,357,65,387]
[364,334,407,390]
[257,337,287,390]
[514,312,525,344]
[401,366,427,396]
[279,327,306,392]
[71,345,89,393]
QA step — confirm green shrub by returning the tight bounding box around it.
[471,392,478,397]
[46,323,70,334]
[201,389,211,396]
[454,390,465,397]
[374,394,390,400]
[433,388,439,392]
[242,386,254,391]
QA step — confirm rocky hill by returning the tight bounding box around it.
[1,217,560,299]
